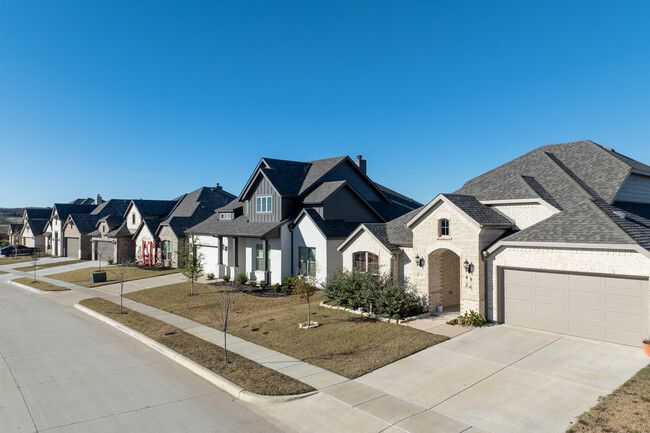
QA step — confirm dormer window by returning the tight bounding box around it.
[439,218,450,237]
[256,196,272,213]
[220,212,232,220]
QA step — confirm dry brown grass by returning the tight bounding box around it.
[0,270,7,274]
[16,259,85,272]
[49,266,180,288]
[79,297,314,396]
[125,282,447,378]
[567,363,650,433]
[0,256,33,266]
[13,277,70,291]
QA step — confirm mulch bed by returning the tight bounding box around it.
[209,281,289,298]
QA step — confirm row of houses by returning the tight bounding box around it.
[12,140,650,347]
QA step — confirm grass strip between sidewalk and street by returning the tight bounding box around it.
[567,363,650,432]
[79,297,315,396]
[49,266,181,288]
[16,259,85,272]
[12,277,70,291]
[126,282,448,379]
[0,270,7,274]
[0,256,33,266]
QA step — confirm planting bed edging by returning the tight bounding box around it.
[319,301,417,324]
[74,303,317,403]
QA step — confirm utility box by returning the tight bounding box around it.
[90,271,107,284]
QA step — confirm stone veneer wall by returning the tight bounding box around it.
[340,229,393,276]
[491,203,557,230]
[158,225,182,268]
[486,246,650,322]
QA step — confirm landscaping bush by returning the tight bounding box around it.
[273,283,282,292]
[207,272,215,280]
[222,274,231,282]
[249,280,257,287]
[282,275,299,294]
[324,269,425,319]
[259,280,267,289]
[107,257,114,265]
[447,310,486,327]
[236,273,248,284]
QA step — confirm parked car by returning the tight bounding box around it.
[0,245,36,256]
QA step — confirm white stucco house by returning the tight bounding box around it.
[338,141,650,347]
[188,155,420,285]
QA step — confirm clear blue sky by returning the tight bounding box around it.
[2,1,650,207]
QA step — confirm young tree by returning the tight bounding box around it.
[179,232,204,296]
[294,277,317,328]
[31,249,39,282]
[212,281,241,363]
[109,262,132,314]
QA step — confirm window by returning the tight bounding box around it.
[298,247,316,277]
[353,252,379,274]
[255,244,264,271]
[439,218,450,237]
[220,213,232,220]
[132,214,136,224]
[162,241,173,261]
[256,196,272,213]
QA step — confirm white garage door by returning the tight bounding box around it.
[504,269,649,346]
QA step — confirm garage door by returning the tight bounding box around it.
[96,241,114,260]
[504,269,649,346]
[64,237,79,258]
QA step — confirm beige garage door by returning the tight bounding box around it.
[65,237,79,258]
[504,269,649,346]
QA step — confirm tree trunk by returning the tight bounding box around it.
[223,301,228,363]
[307,297,310,325]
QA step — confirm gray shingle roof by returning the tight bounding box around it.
[443,194,513,226]
[91,199,131,218]
[363,223,402,253]
[302,181,347,204]
[302,209,361,239]
[28,219,49,236]
[130,200,178,218]
[53,203,96,220]
[25,208,52,220]
[158,186,237,237]
[69,214,101,233]
[187,214,284,238]
[216,198,243,212]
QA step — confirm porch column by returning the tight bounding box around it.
[262,238,269,284]
[234,237,239,267]
[217,236,223,266]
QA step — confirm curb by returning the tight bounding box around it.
[74,303,317,404]
[8,280,46,294]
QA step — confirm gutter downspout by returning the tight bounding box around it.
[289,222,295,276]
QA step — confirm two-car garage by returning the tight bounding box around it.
[502,268,649,347]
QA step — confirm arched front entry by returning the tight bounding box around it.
[427,249,461,311]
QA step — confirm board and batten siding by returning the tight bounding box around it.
[322,187,381,222]
[615,173,650,204]
[321,161,384,203]
[245,176,281,222]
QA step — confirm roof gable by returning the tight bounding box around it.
[408,194,513,229]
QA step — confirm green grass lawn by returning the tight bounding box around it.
[49,266,181,288]
[567,363,650,432]
[12,277,70,291]
[16,259,85,272]
[0,256,34,266]
[79,297,314,396]
[125,282,447,378]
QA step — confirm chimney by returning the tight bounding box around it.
[94,194,104,205]
[355,155,366,174]
[215,183,222,190]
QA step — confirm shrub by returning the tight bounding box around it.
[273,283,282,292]
[324,269,425,319]
[207,272,215,280]
[259,280,268,289]
[222,274,231,282]
[153,263,162,269]
[249,280,257,287]
[447,310,486,327]
[107,257,114,265]
[236,273,248,285]
[282,275,299,294]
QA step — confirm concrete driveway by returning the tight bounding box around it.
[356,325,649,433]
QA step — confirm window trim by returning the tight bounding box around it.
[439,218,450,237]
[162,240,173,261]
[352,251,379,275]
[298,246,316,277]
[256,196,273,213]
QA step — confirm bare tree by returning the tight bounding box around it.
[179,232,204,296]
[31,249,39,282]
[109,262,132,314]
[212,281,241,363]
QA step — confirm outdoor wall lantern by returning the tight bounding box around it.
[463,260,474,273]
[414,255,425,267]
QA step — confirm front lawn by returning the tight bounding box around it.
[125,282,447,378]
[79,297,314,396]
[49,266,181,288]
[0,256,34,266]
[12,277,70,291]
[0,270,7,274]
[16,259,85,272]
[567,363,650,432]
